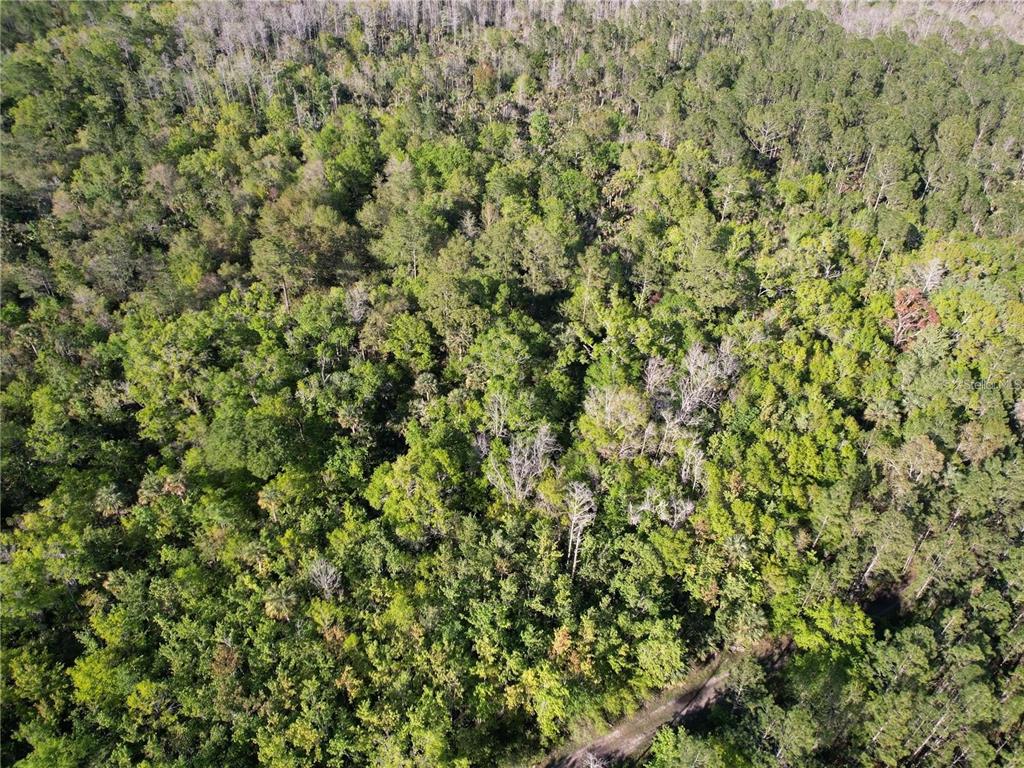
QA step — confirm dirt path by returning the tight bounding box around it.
[536,639,789,768]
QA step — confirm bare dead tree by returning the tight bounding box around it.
[508,424,554,500]
[661,495,696,529]
[643,355,675,406]
[673,339,739,426]
[655,407,686,457]
[583,385,649,460]
[679,440,706,490]
[486,423,557,505]
[308,558,342,599]
[459,209,479,238]
[676,360,710,421]
[484,390,512,439]
[627,486,664,527]
[628,486,695,529]
[565,482,596,577]
[914,257,946,294]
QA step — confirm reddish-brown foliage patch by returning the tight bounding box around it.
[890,286,939,349]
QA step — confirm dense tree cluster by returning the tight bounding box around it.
[2,2,1022,767]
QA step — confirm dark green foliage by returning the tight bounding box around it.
[2,2,1022,767]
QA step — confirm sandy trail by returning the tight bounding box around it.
[536,639,789,768]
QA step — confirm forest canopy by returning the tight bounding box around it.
[1,1,1022,767]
